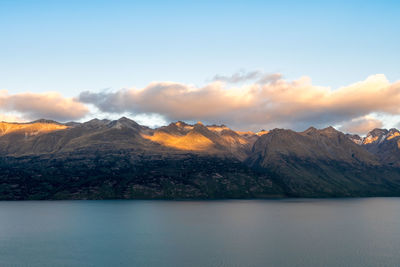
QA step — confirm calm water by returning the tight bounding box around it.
[0,199,399,267]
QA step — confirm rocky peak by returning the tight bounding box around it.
[159,122,191,135]
[262,128,296,140]
[320,126,340,135]
[117,116,138,125]
[207,124,230,133]
[387,128,400,140]
[108,117,140,129]
[193,121,208,131]
[256,130,269,136]
[175,121,189,128]
[82,118,110,128]
[368,128,389,137]
[302,126,340,137]
[364,128,389,145]
[304,126,318,133]
[346,134,363,145]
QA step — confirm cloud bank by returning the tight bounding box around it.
[79,73,400,132]
[0,91,89,121]
[1,72,399,134]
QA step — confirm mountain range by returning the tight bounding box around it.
[1,117,400,200]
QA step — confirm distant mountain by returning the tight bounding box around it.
[347,128,400,167]
[246,127,397,197]
[249,126,378,166]
[0,118,400,200]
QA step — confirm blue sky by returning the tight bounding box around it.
[1,0,399,94]
[0,0,399,133]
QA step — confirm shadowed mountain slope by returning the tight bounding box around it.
[247,127,400,197]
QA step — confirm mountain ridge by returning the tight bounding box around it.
[0,117,399,200]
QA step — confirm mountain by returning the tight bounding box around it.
[348,128,400,167]
[247,127,400,197]
[0,118,400,200]
[249,126,378,165]
[142,121,256,160]
[0,117,149,156]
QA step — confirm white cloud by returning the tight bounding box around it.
[2,72,399,131]
[339,116,383,135]
[79,74,400,131]
[0,91,89,122]
[0,113,23,123]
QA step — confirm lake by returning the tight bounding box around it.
[0,198,399,266]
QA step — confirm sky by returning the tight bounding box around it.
[0,0,399,135]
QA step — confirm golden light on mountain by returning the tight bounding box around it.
[220,134,249,145]
[256,130,269,136]
[388,132,400,140]
[142,131,213,151]
[363,135,379,144]
[206,126,230,132]
[0,122,68,136]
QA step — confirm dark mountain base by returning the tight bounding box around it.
[250,156,400,198]
[0,152,284,200]
[2,152,400,200]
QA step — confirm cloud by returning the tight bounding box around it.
[79,73,400,131]
[0,91,89,121]
[212,70,282,84]
[257,73,283,84]
[0,113,23,123]
[212,70,261,83]
[339,116,384,135]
